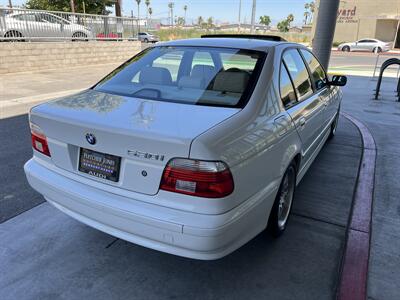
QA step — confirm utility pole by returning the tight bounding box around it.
[312,0,340,70]
[238,0,241,33]
[250,0,256,34]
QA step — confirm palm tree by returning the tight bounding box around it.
[168,2,174,26]
[207,17,213,30]
[304,11,310,25]
[309,1,315,23]
[183,5,188,26]
[197,16,203,28]
[145,0,150,28]
[148,7,153,26]
[136,0,141,32]
[259,15,271,33]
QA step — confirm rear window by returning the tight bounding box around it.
[94,46,265,108]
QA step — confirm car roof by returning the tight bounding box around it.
[157,37,287,52]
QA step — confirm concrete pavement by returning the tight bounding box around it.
[0,117,362,300]
[339,75,400,300]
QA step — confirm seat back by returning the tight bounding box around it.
[139,66,173,85]
[213,71,250,94]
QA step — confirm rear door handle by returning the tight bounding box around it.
[299,117,306,128]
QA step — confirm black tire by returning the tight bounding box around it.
[72,32,88,41]
[342,46,350,52]
[328,108,340,140]
[144,38,149,43]
[4,30,24,42]
[267,162,297,237]
[373,47,382,53]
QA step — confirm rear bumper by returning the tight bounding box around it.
[24,158,276,260]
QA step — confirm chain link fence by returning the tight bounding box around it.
[0,7,148,41]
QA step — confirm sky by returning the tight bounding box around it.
[2,0,312,26]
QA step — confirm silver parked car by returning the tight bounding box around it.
[338,38,392,53]
[0,11,92,41]
[137,32,159,43]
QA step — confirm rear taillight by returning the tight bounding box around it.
[30,123,51,157]
[160,158,234,198]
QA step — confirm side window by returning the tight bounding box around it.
[300,49,327,91]
[283,49,313,101]
[13,14,36,22]
[279,62,297,108]
[152,50,184,82]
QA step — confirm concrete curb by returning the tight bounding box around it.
[338,113,377,300]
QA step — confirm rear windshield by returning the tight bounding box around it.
[93,46,266,108]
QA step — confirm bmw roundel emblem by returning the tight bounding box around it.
[85,133,96,145]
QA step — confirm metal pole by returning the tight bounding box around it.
[312,0,340,70]
[8,0,12,8]
[250,0,256,33]
[356,18,360,40]
[238,0,242,33]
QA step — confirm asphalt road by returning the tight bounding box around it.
[0,114,43,223]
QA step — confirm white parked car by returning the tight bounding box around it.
[24,36,347,260]
[0,11,92,41]
[338,38,392,53]
[137,32,159,43]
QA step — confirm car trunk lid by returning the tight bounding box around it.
[30,90,239,195]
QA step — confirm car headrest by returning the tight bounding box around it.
[178,76,204,89]
[191,65,217,81]
[139,66,173,85]
[213,71,250,94]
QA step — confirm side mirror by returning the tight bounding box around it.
[329,75,347,87]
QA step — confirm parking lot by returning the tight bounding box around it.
[1,52,400,299]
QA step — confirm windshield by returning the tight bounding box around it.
[94,46,266,108]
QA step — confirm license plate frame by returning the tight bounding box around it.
[78,148,121,182]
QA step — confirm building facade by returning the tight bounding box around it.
[312,0,400,47]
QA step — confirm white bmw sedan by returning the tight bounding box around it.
[25,36,347,260]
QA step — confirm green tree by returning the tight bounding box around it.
[259,15,271,32]
[304,1,315,24]
[148,7,153,25]
[25,0,113,14]
[309,1,315,22]
[136,0,141,31]
[277,20,290,32]
[206,17,214,29]
[168,2,174,26]
[304,11,310,25]
[183,5,187,25]
[145,0,150,28]
[176,16,185,26]
[197,16,203,27]
[259,15,271,27]
[278,13,294,32]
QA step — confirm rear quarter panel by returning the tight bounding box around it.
[189,47,302,214]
